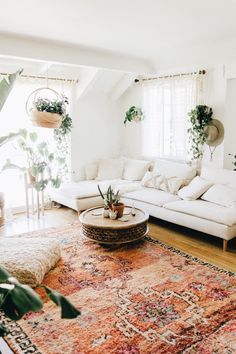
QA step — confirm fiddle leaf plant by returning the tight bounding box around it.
[188,105,213,160]
[3,130,64,192]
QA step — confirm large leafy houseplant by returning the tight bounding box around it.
[0,71,80,336]
[3,130,64,191]
[124,106,144,125]
[188,105,213,160]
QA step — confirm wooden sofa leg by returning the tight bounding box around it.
[223,240,228,252]
[78,211,81,217]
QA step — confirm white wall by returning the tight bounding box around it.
[120,84,143,158]
[224,79,236,169]
[71,90,122,180]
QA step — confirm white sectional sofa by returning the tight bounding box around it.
[50,158,236,251]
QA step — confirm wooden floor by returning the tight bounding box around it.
[1,207,235,272]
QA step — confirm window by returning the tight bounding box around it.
[141,74,204,159]
[0,76,75,211]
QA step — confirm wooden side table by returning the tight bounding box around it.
[79,206,149,244]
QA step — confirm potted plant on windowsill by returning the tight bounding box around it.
[29,95,69,129]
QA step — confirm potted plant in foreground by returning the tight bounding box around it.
[98,185,125,218]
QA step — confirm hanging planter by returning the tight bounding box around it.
[26,88,67,129]
[124,106,144,125]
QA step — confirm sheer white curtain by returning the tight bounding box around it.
[0,76,75,211]
[141,74,204,160]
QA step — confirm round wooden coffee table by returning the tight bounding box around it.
[79,206,149,244]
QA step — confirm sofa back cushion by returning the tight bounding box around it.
[201,184,236,208]
[153,158,197,182]
[123,158,151,181]
[96,158,124,180]
[200,165,236,185]
[178,176,212,201]
[85,162,98,180]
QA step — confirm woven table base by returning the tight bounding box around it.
[81,222,148,244]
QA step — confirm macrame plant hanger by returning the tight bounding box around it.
[26,63,63,129]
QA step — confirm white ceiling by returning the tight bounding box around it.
[0,0,236,72]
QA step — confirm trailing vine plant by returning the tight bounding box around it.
[53,96,73,180]
[188,105,213,160]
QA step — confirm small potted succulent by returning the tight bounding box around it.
[124,106,144,125]
[98,185,125,218]
[30,95,69,129]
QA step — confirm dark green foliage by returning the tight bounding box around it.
[124,106,144,125]
[0,266,80,336]
[33,96,67,116]
[188,105,213,160]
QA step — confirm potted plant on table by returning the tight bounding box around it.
[98,185,125,218]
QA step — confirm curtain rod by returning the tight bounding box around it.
[134,70,206,83]
[0,72,79,84]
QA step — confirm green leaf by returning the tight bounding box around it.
[43,286,80,319]
[0,69,23,112]
[2,284,43,320]
[0,267,10,282]
[29,132,38,142]
[48,153,54,162]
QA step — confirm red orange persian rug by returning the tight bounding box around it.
[1,223,236,354]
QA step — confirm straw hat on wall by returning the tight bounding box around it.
[204,119,224,146]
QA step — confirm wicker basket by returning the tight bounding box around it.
[30,110,63,128]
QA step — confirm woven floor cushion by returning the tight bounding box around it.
[0,237,61,287]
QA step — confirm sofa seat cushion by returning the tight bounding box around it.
[53,179,141,200]
[164,200,236,226]
[0,237,61,287]
[123,188,180,207]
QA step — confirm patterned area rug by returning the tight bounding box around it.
[1,223,236,354]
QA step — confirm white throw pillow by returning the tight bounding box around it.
[178,176,212,201]
[153,159,196,182]
[96,159,124,180]
[85,162,98,180]
[201,184,236,208]
[159,176,184,195]
[141,171,161,188]
[123,158,150,181]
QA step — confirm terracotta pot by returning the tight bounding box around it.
[112,202,125,218]
[30,109,63,129]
